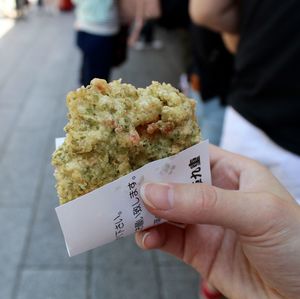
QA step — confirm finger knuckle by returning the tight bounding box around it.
[192,185,218,212]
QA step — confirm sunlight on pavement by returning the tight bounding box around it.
[0,18,15,39]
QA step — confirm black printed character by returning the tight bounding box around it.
[189,156,201,169]
[129,188,139,199]
[191,167,203,183]
[133,204,142,218]
[115,221,125,230]
[114,211,125,239]
[128,181,136,190]
[132,197,142,218]
[134,217,144,231]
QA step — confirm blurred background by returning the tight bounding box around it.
[0,1,201,299]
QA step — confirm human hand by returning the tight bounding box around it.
[136,145,300,299]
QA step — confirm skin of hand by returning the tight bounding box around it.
[135,145,300,299]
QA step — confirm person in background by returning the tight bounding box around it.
[189,0,300,202]
[15,0,28,18]
[132,20,163,50]
[38,0,60,15]
[188,24,234,146]
[72,0,119,85]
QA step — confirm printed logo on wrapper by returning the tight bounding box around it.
[55,140,211,257]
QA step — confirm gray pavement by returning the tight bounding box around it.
[0,8,199,299]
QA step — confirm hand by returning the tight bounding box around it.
[135,145,300,299]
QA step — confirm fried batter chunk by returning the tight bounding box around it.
[52,79,200,204]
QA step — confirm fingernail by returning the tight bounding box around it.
[168,221,187,229]
[140,183,174,210]
[141,232,151,249]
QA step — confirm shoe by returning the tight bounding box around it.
[132,40,163,51]
[132,40,146,51]
[150,39,163,50]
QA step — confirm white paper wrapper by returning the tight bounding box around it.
[55,140,211,257]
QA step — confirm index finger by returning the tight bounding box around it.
[209,144,245,168]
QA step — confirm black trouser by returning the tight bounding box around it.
[141,21,154,44]
[76,31,115,86]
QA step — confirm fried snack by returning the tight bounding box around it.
[52,79,200,204]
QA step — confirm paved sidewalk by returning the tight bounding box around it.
[0,9,199,299]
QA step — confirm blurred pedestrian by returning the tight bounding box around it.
[37,0,60,15]
[72,0,119,85]
[190,0,300,203]
[132,20,163,50]
[123,0,161,48]
[15,0,27,18]
[188,24,234,146]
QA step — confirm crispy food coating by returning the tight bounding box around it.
[52,79,200,204]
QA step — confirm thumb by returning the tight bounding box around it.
[140,183,285,236]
